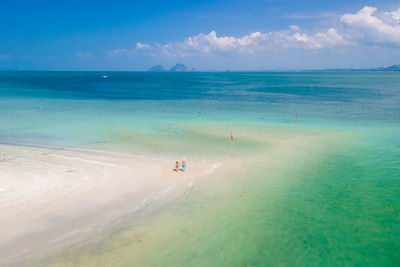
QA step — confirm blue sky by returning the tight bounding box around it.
[1,0,400,70]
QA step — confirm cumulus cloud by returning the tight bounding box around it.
[128,27,347,58]
[110,42,153,57]
[135,42,151,49]
[166,27,347,56]
[284,27,346,49]
[385,8,400,23]
[111,6,400,59]
[183,30,263,53]
[341,6,400,46]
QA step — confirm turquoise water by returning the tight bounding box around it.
[1,72,399,265]
[1,72,399,145]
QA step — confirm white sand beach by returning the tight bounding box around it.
[0,144,214,265]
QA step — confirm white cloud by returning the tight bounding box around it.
[158,27,347,57]
[77,51,94,59]
[341,6,400,46]
[112,6,400,59]
[289,25,300,31]
[313,28,347,48]
[110,43,154,57]
[385,8,400,23]
[136,42,151,49]
[183,30,263,53]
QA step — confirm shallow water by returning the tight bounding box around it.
[1,71,399,266]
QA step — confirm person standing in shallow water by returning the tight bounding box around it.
[181,158,186,172]
[175,160,180,172]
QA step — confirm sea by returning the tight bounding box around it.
[0,71,399,266]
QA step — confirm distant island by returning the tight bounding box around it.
[148,63,194,72]
[372,64,400,71]
[148,65,166,72]
[313,64,400,72]
[170,63,188,72]
[147,64,400,72]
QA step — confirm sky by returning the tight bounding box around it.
[1,0,400,70]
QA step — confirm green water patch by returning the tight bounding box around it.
[101,123,304,158]
[248,140,400,266]
[38,126,400,266]
[41,128,344,266]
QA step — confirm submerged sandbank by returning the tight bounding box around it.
[23,125,348,267]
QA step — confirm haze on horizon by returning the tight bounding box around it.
[1,0,400,71]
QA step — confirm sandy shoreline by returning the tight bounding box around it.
[0,144,215,265]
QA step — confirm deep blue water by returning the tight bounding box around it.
[1,71,399,120]
[0,71,399,137]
